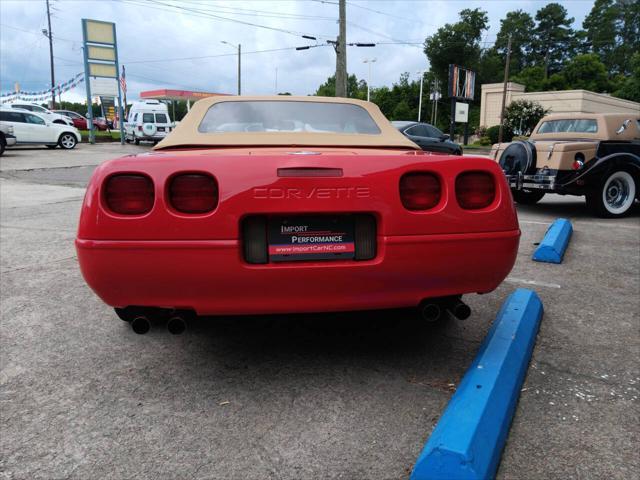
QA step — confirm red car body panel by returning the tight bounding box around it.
[76,147,519,316]
[71,117,88,130]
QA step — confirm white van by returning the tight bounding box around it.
[124,100,174,145]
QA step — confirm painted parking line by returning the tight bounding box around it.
[410,289,544,480]
[532,219,573,264]
[506,277,561,289]
[520,218,640,231]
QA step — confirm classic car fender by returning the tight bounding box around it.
[560,151,640,188]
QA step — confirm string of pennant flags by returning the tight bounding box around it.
[0,72,84,103]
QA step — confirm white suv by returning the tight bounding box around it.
[5,102,74,127]
[0,108,81,149]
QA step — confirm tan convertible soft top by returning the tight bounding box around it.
[154,95,419,150]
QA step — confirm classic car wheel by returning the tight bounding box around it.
[0,138,6,156]
[134,138,140,145]
[587,169,636,218]
[511,189,545,205]
[58,133,77,149]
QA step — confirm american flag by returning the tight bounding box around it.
[120,65,127,94]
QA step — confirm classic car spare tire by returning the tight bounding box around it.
[500,141,536,175]
[511,188,545,205]
[142,123,157,136]
[586,169,636,218]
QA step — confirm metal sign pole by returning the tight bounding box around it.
[81,21,95,145]
[113,23,125,145]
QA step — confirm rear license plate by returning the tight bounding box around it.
[157,127,165,132]
[268,215,355,262]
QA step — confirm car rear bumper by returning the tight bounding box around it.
[506,172,556,191]
[76,229,520,315]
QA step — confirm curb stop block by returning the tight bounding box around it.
[532,218,573,264]
[410,289,544,480]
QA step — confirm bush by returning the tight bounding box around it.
[478,136,492,146]
[486,125,513,144]
[504,99,549,136]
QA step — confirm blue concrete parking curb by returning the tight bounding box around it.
[410,289,544,480]
[532,218,573,264]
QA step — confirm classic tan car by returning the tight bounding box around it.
[491,113,640,217]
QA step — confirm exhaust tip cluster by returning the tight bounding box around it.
[419,297,471,323]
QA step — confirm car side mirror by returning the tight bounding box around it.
[440,134,449,141]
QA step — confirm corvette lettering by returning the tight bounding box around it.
[253,186,370,199]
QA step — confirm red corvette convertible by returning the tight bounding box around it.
[76,96,519,334]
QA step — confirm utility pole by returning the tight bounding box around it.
[335,0,347,97]
[498,34,512,144]
[45,0,55,109]
[430,79,439,125]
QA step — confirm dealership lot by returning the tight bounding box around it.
[1,145,638,479]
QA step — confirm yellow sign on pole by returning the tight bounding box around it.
[88,63,117,78]
[87,45,116,61]
[85,20,115,44]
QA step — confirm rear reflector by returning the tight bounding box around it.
[104,174,154,215]
[456,172,496,209]
[399,172,441,210]
[169,174,218,213]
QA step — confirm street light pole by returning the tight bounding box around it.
[237,43,241,96]
[363,58,376,102]
[417,71,425,122]
[221,41,241,95]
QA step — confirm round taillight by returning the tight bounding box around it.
[456,172,495,210]
[104,174,154,215]
[399,172,441,210]
[169,174,218,213]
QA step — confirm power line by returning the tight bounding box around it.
[346,1,432,26]
[122,45,329,65]
[147,1,337,21]
[122,0,334,39]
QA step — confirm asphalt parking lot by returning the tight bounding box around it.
[1,144,638,480]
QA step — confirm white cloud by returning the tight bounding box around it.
[0,0,593,102]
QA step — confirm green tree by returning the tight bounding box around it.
[615,0,640,75]
[315,74,367,99]
[533,3,576,77]
[583,0,619,71]
[495,10,536,74]
[423,8,489,92]
[613,52,640,102]
[562,53,612,92]
[511,66,547,92]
